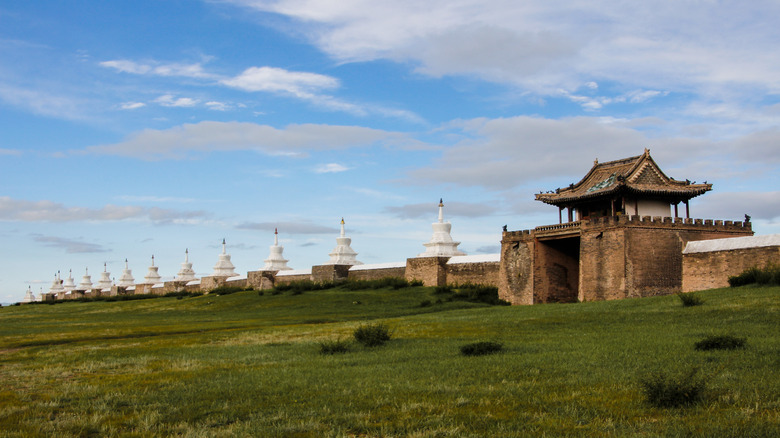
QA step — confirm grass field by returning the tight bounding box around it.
[0,285,778,437]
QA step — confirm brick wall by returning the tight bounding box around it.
[405,257,448,286]
[348,267,406,281]
[683,246,780,292]
[446,261,500,287]
[498,231,534,305]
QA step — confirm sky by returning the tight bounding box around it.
[2,0,779,303]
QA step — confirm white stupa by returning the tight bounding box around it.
[62,269,77,292]
[418,199,466,258]
[117,259,135,287]
[263,228,292,271]
[323,218,363,266]
[96,262,113,289]
[212,239,237,277]
[49,271,64,294]
[22,286,36,303]
[143,255,163,284]
[175,249,197,281]
[76,267,93,291]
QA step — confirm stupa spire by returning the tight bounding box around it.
[263,228,292,271]
[176,249,196,281]
[96,262,113,289]
[76,267,93,291]
[117,258,135,287]
[417,198,466,258]
[212,239,237,277]
[324,218,362,266]
[62,268,77,292]
[143,254,163,284]
[22,286,36,303]
[49,271,65,294]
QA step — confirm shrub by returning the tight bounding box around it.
[694,334,746,351]
[257,290,264,296]
[460,341,503,356]
[728,263,780,287]
[678,293,703,307]
[273,280,335,294]
[639,368,706,408]
[319,339,350,355]
[341,277,416,290]
[434,285,453,294]
[447,283,511,306]
[419,299,432,307]
[353,323,392,347]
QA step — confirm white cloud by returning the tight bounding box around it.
[0,148,22,156]
[99,60,216,79]
[228,0,780,100]
[84,121,408,160]
[120,101,146,110]
[31,234,110,254]
[205,101,229,111]
[314,163,349,173]
[221,66,339,97]
[0,196,207,224]
[154,94,199,107]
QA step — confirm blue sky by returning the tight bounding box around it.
[2,0,779,302]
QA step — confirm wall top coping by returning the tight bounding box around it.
[349,261,406,271]
[152,283,164,289]
[186,280,201,286]
[447,254,501,264]
[683,233,780,254]
[127,286,136,291]
[226,275,247,282]
[276,268,312,276]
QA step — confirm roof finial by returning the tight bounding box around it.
[104,262,107,272]
[644,147,650,155]
[222,238,226,254]
[594,158,599,165]
[185,248,189,262]
[274,228,279,246]
[151,254,155,266]
[340,218,346,237]
[438,199,444,223]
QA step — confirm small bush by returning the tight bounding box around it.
[273,280,335,294]
[728,263,780,287]
[210,286,252,296]
[257,290,264,296]
[639,369,706,408]
[353,323,392,347]
[419,299,432,307]
[460,341,503,356]
[678,293,703,307]
[319,339,350,355]
[694,334,746,351]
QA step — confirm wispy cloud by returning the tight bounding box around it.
[314,163,350,173]
[120,101,145,110]
[385,201,499,219]
[0,196,208,224]
[0,148,22,156]
[84,121,406,160]
[236,221,339,235]
[99,59,217,79]
[154,94,199,107]
[31,234,110,254]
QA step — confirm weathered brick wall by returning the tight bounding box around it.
[405,257,448,286]
[683,246,780,292]
[498,231,534,305]
[248,270,277,290]
[348,267,406,281]
[579,227,627,301]
[446,261,500,287]
[312,264,351,283]
[274,273,313,285]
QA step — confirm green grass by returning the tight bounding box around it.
[0,285,778,436]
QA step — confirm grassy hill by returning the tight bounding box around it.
[0,285,778,437]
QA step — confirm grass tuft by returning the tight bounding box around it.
[678,292,703,307]
[459,341,503,356]
[639,368,706,408]
[319,339,351,354]
[694,334,746,351]
[353,322,391,347]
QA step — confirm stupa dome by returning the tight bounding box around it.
[22,286,36,303]
[323,218,362,266]
[143,255,163,284]
[96,262,113,289]
[263,228,292,271]
[175,249,197,281]
[49,271,64,294]
[62,269,77,292]
[76,267,93,291]
[212,239,237,277]
[117,259,135,287]
[417,199,466,258]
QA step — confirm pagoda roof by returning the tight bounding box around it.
[535,149,712,206]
